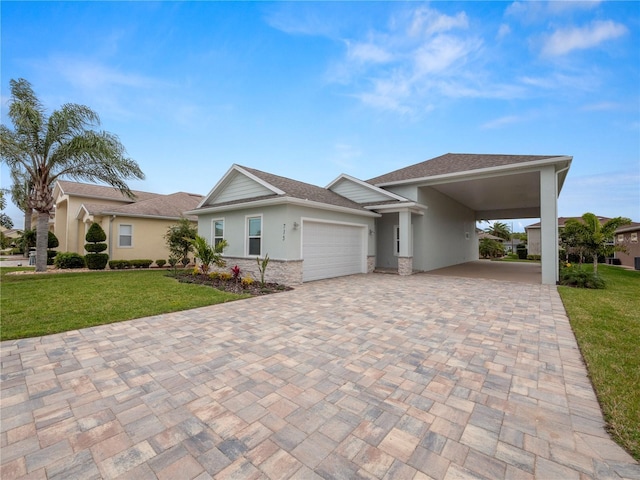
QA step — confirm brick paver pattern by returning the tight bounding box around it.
[1,273,639,479]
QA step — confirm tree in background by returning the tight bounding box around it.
[0,78,144,272]
[563,213,631,273]
[479,238,505,259]
[165,218,197,267]
[484,221,511,241]
[0,189,13,229]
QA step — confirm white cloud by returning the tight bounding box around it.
[480,115,524,130]
[506,1,602,21]
[413,35,478,74]
[497,24,511,39]
[346,41,393,64]
[541,20,628,56]
[408,7,469,37]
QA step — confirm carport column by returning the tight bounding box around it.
[540,165,558,285]
[398,209,413,276]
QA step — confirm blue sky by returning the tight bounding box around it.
[2,1,639,231]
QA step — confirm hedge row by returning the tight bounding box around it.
[108,259,154,269]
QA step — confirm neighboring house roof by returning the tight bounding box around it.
[478,232,504,242]
[191,165,378,216]
[615,222,640,234]
[101,192,203,220]
[56,180,159,203]
[525,216,613,230]
[367,153,567,185]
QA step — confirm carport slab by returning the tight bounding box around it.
[1,274,638,479]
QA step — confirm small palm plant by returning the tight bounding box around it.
[257,254,270,287]
[190,235,227,275]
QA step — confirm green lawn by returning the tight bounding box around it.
[0,267,247,341]
[558,265,640,461]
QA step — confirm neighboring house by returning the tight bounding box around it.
[526,216,612,256]
[614,222,640,269]
[52,180,203,262]
[187,153,572,285]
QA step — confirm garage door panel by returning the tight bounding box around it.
[302,221,365,282]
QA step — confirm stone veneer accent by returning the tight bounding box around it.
[211,257,304,285]
[398,256,413,276]
[367,256,376,274]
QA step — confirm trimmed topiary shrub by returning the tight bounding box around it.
[85,223,108,270]
[86,253,109,270]
[155,259,166,267]
[47,231,59,265]
[54,252,85,269]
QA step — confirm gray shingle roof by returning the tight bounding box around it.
[367,153,564,185]
[239,166,369,212]
[57,180,159,203]
[101,192,203,220]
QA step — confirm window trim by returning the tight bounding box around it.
[212,218,225,249]
[246,214,263,257]
[394,224,400,256]
[118,224,133,248]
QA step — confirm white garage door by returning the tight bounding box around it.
[302,221,366,282]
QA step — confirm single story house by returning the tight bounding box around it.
[614,222,640,269]
[526,216,615,257]
[186,153,572,285]
[52,180,203,262]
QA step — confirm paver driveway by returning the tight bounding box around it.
[1,273,638,479]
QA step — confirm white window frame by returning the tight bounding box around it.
[118,224,133,248]
[212,218,225,248]
[631,232,638,243]
[246,214,263,257]
[617,234,625,243]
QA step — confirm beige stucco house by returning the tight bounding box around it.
[53,181,202,262]
[187,153,572,285]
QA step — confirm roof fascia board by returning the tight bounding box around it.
[186,196,380,218]
[75,204,91,220]
[326,173,408,202]
[196,164,285,209]
[365,202,428,215]
[99,212,191,221]
[373,156,573,187]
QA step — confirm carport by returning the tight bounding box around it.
[368,154,573,285]
[427,260,542,284]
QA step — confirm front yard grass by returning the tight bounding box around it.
[0,268,248,341]
[558,265,640,461]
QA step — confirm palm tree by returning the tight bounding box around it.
[563,213,631,274]
[8,166,33,231]
[484,221,511,241]
[0,78,144,272]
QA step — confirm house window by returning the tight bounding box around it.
[118,224,133,247]
[247,216,262,256]
[213,219,224,247]
[618,234,625,243]
[632,232,638,243]
[394,225,400,256]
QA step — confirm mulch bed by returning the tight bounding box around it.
[174,272,293,296]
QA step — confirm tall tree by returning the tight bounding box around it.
[0,189,13,228]
[484,221,511,241]
[0,78,144,272]
[563,213,631,273]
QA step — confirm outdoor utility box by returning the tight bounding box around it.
[635,257,640,270]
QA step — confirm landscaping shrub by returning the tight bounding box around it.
[86,253,109,270]
[241,277,254,288]
[560,265,606,289]
[130,259,153,269]
[108,260,131,270]
[516,244,528,260]
[155,259,166,267]
[54,252,85,269]
[85,223,108,270]
[47,250,57,265]
[527,254,541,261]
[47,231,59,265]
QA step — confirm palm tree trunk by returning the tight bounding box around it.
[35,212,49,272]
[593,256,598,275]
[23,209,32,231]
